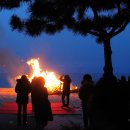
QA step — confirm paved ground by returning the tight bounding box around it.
[0,89,83,130]
[0,102,83,130]
[0,114,84,130]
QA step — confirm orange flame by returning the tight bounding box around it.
[16,58,78,94]
[27,58,62,93]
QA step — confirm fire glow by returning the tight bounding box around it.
[26,58,78,94]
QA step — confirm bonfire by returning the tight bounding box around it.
[17,58,78,94]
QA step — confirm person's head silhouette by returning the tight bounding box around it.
[83,74,92,81]
[21,75,28,80]
[36,77,45,86]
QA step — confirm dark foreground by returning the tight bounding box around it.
[0,114,83,130]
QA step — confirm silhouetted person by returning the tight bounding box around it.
[128,76,130,82]
[128,76,130,83]
[120,75,127,84]
[128,76,130,104]
[78,74,94,130]
[128,76,130,127]
[31,77,53,130]
[30,76,37,112]
[15,75,31,126]
[91,76,127,130]
[117,76,128,130]
[60,75,71,107]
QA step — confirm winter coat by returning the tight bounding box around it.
[78,81,94,105]
[32,86,53,121]
[61,76,71,95]
[15,78,31,104]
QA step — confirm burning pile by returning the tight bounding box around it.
[17,58,78,94]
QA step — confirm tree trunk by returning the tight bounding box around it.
[103,37,113,78]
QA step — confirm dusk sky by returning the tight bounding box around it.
[0,4,130,83]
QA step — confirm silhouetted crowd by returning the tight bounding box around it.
[15,75,53,130]
[79,74,128,130]
[15,74,129,130]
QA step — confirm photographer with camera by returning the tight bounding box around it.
[60,75,71,107]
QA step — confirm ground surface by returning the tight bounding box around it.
[0,102,81,115]
[0,88,83,130]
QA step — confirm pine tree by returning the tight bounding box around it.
[10,0,130,78]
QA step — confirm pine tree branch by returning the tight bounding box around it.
[110,21,129,38]
[88,30,100,36]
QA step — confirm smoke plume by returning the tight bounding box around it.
[0,48,28,87]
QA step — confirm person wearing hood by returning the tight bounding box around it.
[15,75,31,126]
[78,74,94,130]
